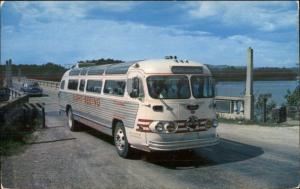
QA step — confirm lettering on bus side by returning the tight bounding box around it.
[72,94,100,107]
[114,100,125,106]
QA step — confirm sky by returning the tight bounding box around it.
[1,1,299,67]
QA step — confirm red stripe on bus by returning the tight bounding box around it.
[138,119,153,122]
[137,124,150,127]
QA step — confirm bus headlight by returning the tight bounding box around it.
[212,119,218,128]
[155,122,164,133]
[149,121,178,133]
[164,122,178,133]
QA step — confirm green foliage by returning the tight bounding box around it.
[78,58,123,65]
[0,59,124,81]
[267,100,277,111]
[254,94,276,122]
[285,85,300,106]
[0,139,26,156]
[0,118,41,156]
[206,64,298,81]
[1,61,298,82]
[0,62,67,81]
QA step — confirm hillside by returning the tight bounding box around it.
[0,60,298,83]
[206,65,298,81]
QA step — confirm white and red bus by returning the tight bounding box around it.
[58,57,219,158]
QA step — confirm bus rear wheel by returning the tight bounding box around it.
[114,122,132,158]
[67,108,78,131]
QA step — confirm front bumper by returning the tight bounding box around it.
[148,136,219,151]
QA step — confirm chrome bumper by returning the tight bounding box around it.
[148,136,219,151]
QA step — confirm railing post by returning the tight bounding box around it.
[240,101,244,113]
[233,101,238,113]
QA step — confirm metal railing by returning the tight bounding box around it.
[0,87,24,102]
[215,96,245,119]
[0,88,28,110]
[9,87,23,99]
[17,78,60,89]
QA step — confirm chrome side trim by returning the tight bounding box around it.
[73,113,112,136]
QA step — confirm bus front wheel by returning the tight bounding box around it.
[114,122,132,158]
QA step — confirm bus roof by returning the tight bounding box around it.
[64,59,212,77]
[134,59,211,75]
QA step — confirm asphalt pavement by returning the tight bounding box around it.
[1,84,299,189]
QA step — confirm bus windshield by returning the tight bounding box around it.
[191,76,215,98]
[147,76,190,99]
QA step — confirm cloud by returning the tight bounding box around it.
[9,1,137,25]
[2,16,297,67]
[186,1,298,32]
[1,1,298,68]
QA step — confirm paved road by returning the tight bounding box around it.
[1,85,299,189]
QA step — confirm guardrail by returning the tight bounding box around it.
[1,84,46,130]
[0,88,29,126]
[9,87,23,99]
[215,96,246,119]
[17,78,60,89]
[0,87,24,102]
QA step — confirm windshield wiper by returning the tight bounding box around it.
[159,98,173,111]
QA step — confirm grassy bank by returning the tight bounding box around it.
[0,118,41,156]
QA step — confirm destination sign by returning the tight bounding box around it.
[171,66,203,74]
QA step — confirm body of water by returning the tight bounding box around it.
[216,80,298,105]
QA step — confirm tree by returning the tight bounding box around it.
[285,85,300,106]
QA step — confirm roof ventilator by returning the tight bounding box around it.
[165,56,189,63]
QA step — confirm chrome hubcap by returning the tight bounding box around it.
[115,128,125,151]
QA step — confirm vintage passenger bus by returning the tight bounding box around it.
[58,57,219,158]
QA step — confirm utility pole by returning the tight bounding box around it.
[5,59,12,88]
[0,61,3,87]
[18,68,21,82]
[244,47,254,120]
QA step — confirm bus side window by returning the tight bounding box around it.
[86,80,102,94]
[79,79,85,92]
[128,77,144,98]
[60,80,65,90]
[68,79,79,91]
[104,80,126,96]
